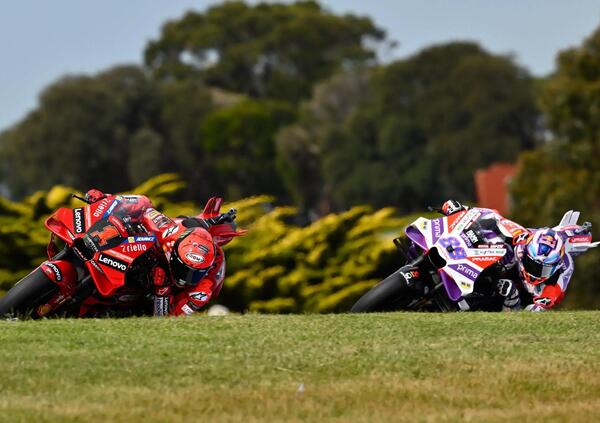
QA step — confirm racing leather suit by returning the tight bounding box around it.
[85,190,226,316]
[441,200,580,311]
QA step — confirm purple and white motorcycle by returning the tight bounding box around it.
[350,207,595,312]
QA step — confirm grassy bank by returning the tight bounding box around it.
[1,312,600,422]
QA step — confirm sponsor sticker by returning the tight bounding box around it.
[73,208,85,234]
[448,263,480,281]
[465,230,478,244]
[569,235,591,243]
[181,304,195,315]
[162,225,179,238]
[89,259,104,273]
[185,252,205,264]
[401,270,420,280]
[43,262,62,281]
[134,236,156,243]
[431,218,444,244]
[453,209,481,234]
[97,253,128,272]
[93,198,111,218]
[121,243,148,253]
[469,247,506,257]
[190,291,209,302]
[102,199,121,218]
[469,256,498,263]
[460,231,474,248]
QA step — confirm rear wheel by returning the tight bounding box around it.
[350,269,419,313]
[0,268,59,318]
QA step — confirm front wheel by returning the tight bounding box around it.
[350,270,417,313]
[0,268,59,318]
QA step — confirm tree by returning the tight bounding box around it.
[275,69,370,212]
[201,99,296,199]
[0,66,161,196]
[156,79,216,200]
[511,26,600,308]
[277,42,541,212]
[144,1,385,102]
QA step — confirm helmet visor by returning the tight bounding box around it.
[522,253,556,280]
[171,255,210,287]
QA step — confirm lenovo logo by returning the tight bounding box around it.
[43,262,62,281]
[98,254,127,272]
[73,208,85,234]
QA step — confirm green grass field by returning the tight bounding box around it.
[1,312,600,422]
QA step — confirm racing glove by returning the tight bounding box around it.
[497,279,521,311]
[181,209,238,229]
[525,303,546,312]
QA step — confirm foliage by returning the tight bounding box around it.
[511,26,600,308]
[0,66,161,196]
[276,42,541,213]
[276,69,371,212]
[201,100,296,199]
[144,1,385,102]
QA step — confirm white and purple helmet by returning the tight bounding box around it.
[519,228,565,285]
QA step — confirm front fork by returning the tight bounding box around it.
[398,256,459,312]
[37,257,80,317]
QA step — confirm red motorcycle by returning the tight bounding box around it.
[0,194,244,318]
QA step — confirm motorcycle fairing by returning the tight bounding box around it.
[45,196,157,297]
[406,208,507,300]
[197,196,248,246]
[554,210,600,256]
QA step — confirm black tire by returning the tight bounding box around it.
[350,269,417,313]
[0,267,58,318]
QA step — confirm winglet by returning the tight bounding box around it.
[558,210,580,227]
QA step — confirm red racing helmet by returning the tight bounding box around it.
[169,228,216,287]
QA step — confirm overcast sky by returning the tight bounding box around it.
[1,0,599,131]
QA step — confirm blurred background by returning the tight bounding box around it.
[1,0,599,311]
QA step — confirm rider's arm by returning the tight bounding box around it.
[170,278,216,316]
[180,209,238,230]
[169,251,226,316]
[526,254,573,311]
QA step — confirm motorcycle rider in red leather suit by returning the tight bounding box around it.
[83,189,242,316]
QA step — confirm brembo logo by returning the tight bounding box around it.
[44,262,62,281]
[73,208,85,234]
[98,254,127,272]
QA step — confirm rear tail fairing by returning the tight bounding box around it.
[405,208,508,301]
